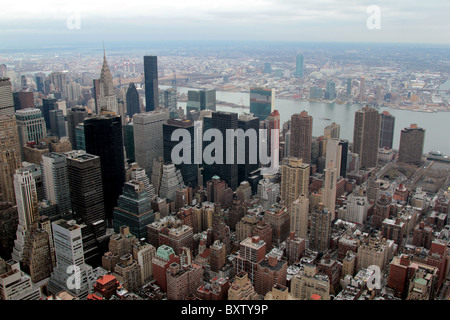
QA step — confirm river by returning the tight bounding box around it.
[161,86,450,155]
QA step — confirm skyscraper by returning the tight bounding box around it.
[358,76,366,101]
[67,106,88,150]
[65,150,107,266]
[346,78,352,96]
[0,202,18,260]
[144,56,159,112]
[126,82,140,117]
[322,161,337,220]
[11,168,39,263]
[339,140,349,178]
[352,105,381,168]
[98,50,118,114]
[291,194,309,239]
[163,88,178,118]
[398,124,425,165]
[187,89,216,113]
[49,72,66,93]
[163,118,198,187]
[309,203,331,252]
[238,113,260,184]
[15,108,47,157]
[42,98,57,130]
[84,115,125,221]
[65,150,105,226]
[113,180,155,240]
[379,111,395,149]
[295,54,304,78]
[0,118,21,204]
[325,81,336,100]
[280,157,310,206]
[47,219,95,299]
[203,111,239,190]
[324,122,340,140]
[265,109,280,162]
[20,218,54,283]
[290,111,313,164]
[325,138,342,178]
[158,163,184,202]
[48,109,66,138]
[249,87,275,121]
[257,178,280,211]
[41,153,72,218]
[133,110,168,176]
[124,122,135,163]
[13,91,34,111]
[0,78,22,204]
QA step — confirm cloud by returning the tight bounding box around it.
[1,0,450,45]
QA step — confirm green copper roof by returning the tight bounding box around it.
[156,245,175,261]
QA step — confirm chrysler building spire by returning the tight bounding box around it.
[98,45,118,114]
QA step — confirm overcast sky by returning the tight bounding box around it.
[1,0,450,48]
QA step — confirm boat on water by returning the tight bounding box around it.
[320,118,331,121]
[426,151,450,163]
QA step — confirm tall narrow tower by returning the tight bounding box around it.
[291,194,309,239]
[353,105,381,169]
[84,115,125,222]
[379,111,395,150]
[98,48,118,114]
[144,56,159,112]
[322,161,337,221]
[280,157,310,207]
[290,111,313,165]
[11,168,39,263]
[295,54,304,78]
[41,153,72,219]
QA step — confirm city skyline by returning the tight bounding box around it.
[1,0,450,305]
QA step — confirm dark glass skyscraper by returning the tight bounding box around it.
[144,56,159,112]
[203,111,239,190]
[126,82,140,117]
[163,118,198,187]
[379,111,395,150]
[187,89,216,113]
[113,180,154,240]
[124,122,135,164]
[238,113,260,184]
[49,109,66,138]
[65,150,108,267]
[42,98,57,130]
[84,115,125,222]
[295,54,304,78]
[65,151,105,225]
[339,139,349,178]
[250,87,274,121]
[67,106,88,150]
